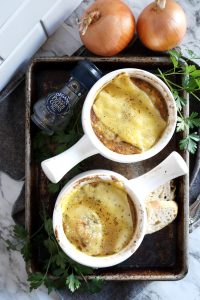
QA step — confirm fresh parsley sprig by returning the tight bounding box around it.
[1,220,103,294]
[157,49,200,154]
[3,105,103,293]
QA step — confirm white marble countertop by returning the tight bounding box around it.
[0,0,200,299]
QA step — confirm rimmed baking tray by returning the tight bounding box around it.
[25,56,189,280]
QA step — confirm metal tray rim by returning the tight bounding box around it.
[25,56,189,281]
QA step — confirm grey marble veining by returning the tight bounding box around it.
[0,0,200,299]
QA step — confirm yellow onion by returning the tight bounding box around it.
[137,0,187,52]
[79,0,135,56]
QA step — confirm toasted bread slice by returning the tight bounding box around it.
[146,200,178,234]
[145,181,176,203]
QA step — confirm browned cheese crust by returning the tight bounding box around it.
[91,78,168,154]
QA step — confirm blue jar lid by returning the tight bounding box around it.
[70,60,102,90]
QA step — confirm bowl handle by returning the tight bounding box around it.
[128,152,188,202]
[41,135,98,183]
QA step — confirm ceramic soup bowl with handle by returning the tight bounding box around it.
[53,152,188,268]
[41,68,177,183]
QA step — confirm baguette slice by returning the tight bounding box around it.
[145,181,176,203]
[146,200,178,234]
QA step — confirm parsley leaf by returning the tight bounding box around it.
[176,116,187,132]
[184,64,196,74]
[177,113,200,132]
[28,272,45,291]
[190,70,200,77]
[21,242,31,261]
[86,278,104,294]
[159,49,200,154]
[169,49,182,68]
[173,91,187,111]
[13,224,28,240]
[66,274,81,292]
[52,252,68,269]
[44,277,55,294]
[187,112,200,128]
[184,77,199,92]
[195,78,200,88]
[44,238,57,255]
[74,264,93,275]
[179,132,200,154]
[44,218,54,236]
[5,103,103,293]
[2,203,98,294]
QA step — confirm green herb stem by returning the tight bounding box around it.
[45,254,52,278]
[191,92,200,102]
[157,68,173,90]
[30,224,44,239]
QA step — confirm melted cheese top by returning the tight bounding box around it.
[92,73,167,152]
[61,179,135,256]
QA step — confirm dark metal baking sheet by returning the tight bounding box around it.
[25,56,189,280]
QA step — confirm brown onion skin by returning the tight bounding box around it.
[137,0,187,52]
[80,0,135,56]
